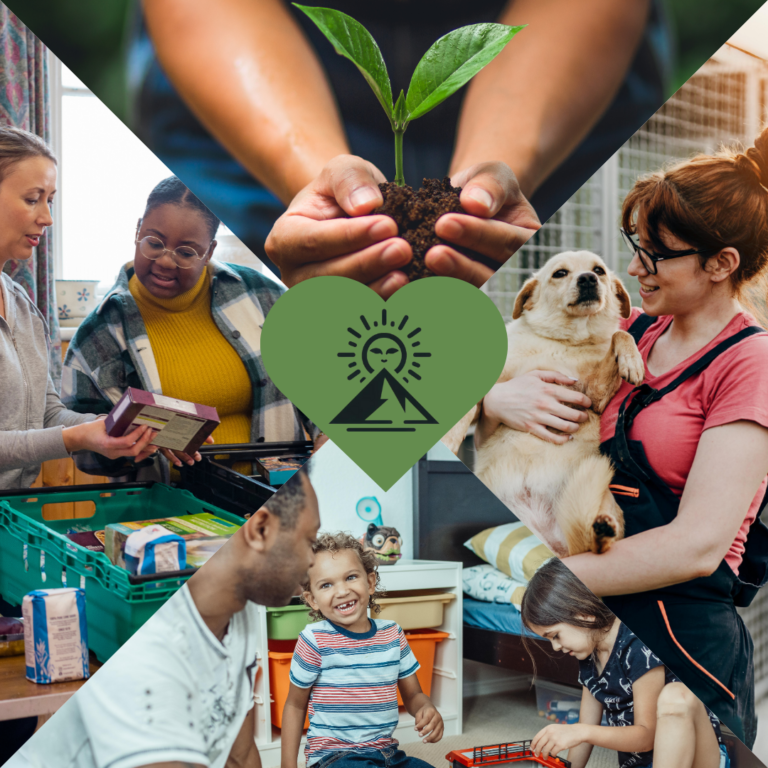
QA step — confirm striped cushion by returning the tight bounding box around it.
[464,522,554,582]
[463,564,528,609]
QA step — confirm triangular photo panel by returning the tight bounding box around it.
[0,2,767,768]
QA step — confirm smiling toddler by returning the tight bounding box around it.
[281,532,443,768]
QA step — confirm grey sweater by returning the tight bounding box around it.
[0,273,94,489]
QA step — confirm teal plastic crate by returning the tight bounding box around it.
[0,482,242,661]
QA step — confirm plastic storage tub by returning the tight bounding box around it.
[0,482,242,662]
[266,604,312,640]
[535,679,583,724]
[268,629,450,726]
[268,639,310,729]
[376,593,456,630]
[179,442,313,518]
[397,628,450,705]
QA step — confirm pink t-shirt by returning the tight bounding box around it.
[601,308,768,573]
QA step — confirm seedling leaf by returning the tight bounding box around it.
[394,90,408,129]
[406,23,525,121]
[295,4,394,121]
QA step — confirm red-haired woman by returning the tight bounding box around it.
[476,128,768,747]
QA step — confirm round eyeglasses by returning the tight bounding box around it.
[134,221,213,269]
[620,229,712,275]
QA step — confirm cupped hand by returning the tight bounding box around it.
[63,421,159,461]
[265,154,412,298]
[531,724,586,759]
[414,704,444,743]
[159,435,215,468]
[427,161,540,285]
[477,370,592,448]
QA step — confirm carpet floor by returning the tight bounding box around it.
[401,689,616,768]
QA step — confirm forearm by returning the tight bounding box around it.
[403,691,431,719]
[0,427,70,470]
[565,741,593,768]
[144,0,349,204]
[226,736,262,768]
[579,724,654,754]
[280,704,306,768]
[563,519,722,596]
[451,0,651,196]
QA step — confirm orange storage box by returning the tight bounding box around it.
[268,639,309,729]
[397,629,450,705]
[268,629,450,727]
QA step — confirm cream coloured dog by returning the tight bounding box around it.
[443,251,644,556]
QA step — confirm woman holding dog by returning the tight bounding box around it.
[477,127,768,748]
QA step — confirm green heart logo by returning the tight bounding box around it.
[261,277,507,489]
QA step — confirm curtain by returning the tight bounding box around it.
[0,7,60,381]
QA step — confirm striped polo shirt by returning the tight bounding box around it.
[290,618,420,766]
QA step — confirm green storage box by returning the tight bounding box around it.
[266,603,312,639]
[0,482,242,662]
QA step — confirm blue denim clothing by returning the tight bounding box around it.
[314,748,434,768]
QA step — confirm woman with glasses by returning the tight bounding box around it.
[473,128,768,748]
[0,126,159,490]
[62,176,321,482]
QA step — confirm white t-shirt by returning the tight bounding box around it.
[9,585,260,768]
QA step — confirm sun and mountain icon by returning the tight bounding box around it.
[332,309,437,431]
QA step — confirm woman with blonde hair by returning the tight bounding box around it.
[0,126,157,490]
[477,127,768,746]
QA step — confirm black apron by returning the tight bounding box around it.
[600,314,768,749]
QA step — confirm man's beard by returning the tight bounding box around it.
[241,531,305,607]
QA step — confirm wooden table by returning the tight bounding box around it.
[0,653,100,721]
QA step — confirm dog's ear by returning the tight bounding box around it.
[513,278,538,319]
[613,275,632,318]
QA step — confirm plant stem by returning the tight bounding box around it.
[394,129,405,186]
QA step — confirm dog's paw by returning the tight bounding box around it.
[591,513,620,554]
[613,332,644,385]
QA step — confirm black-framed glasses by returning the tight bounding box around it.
[619,229,712,275]
[134,220,213,270]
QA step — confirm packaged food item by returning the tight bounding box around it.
[0,616,24,657]
[105,513,240,569]
[254,454,310,485]
[65,530,106,553]
[105,388,219,455]
[22,588,89,684]
[124,525,187,575]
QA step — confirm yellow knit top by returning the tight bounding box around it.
[129,267,252,449]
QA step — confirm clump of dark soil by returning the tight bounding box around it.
[374,177,488,280]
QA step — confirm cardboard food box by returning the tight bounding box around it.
[254,454,310,486]
[105,388,219,455]
[105,513,240,570]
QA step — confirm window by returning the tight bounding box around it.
[50,56,281,294]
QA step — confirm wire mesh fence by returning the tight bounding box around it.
[485,44,768,318]
[484,43,768,700]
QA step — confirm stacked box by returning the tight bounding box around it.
[105,513,240,570]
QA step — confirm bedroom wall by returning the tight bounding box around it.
[309,440,415,558]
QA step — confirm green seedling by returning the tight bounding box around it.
[295,5,524,186]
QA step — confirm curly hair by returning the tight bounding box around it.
[301,532,385,622]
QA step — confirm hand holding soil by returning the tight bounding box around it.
[429,162,541,285]
[265,154,413,298]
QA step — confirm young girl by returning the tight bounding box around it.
[281,532,443,768]
[521,558,728,768]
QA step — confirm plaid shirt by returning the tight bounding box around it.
[62,261,315,478]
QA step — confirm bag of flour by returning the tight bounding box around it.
[23,588,89,684]
[124,524,187,575]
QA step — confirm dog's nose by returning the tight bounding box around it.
[577,272,598,285]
